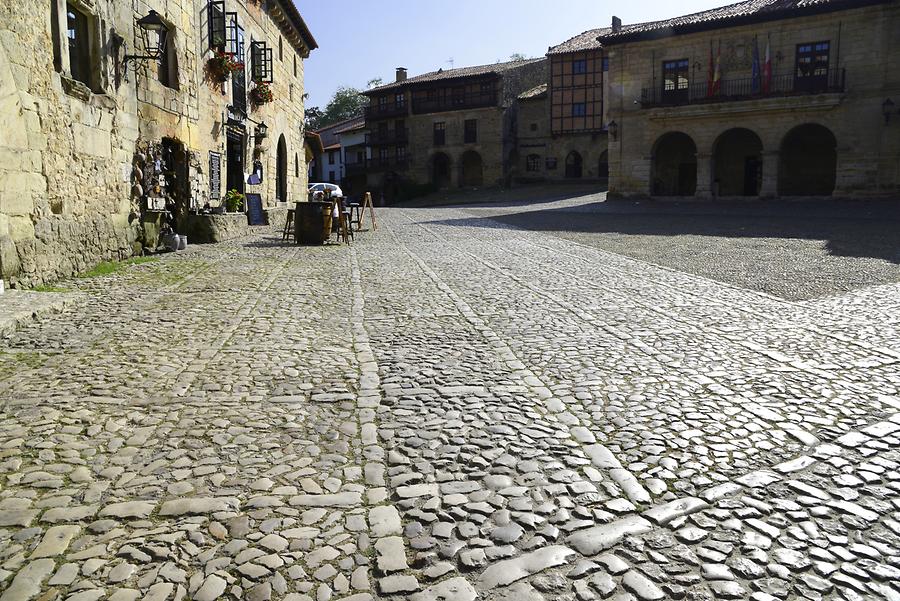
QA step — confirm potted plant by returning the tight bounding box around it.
[224,189,245,213]
[207,49,244,83]
[250,80,274,106]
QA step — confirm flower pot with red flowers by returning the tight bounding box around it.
[250,80,274,106]
[207,50,244,83]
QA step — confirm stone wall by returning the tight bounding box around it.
[0,0,313,287]
[606,2,900,198]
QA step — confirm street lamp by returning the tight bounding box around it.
[123,10,169,78]
[883,98,895,124]
[255,122,269,141]
[607,120,619,141]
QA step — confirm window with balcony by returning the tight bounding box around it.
[573,59,587,75]
[662,59,689,103]
[795,41,830,92]
[464,119,477,144]
[433,122,446,146]
[395,93,406,108]
[572,103,586,117]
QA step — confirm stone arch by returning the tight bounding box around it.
[652,132,697,196]
[713,128,763,197]
[778,123,837,196]
[431,152,452,188]
[460,150,483,187]
[565,151,583,179]
[276,134,288,202]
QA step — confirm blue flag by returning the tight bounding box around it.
[751,36,761,94]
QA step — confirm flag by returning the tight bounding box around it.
[751,36,761,94]
[763,36,772,94]
[712,41,722,96]
[707,41,715,97]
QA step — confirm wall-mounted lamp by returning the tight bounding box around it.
[123,10,168,78]
[883,98,896,125]
[607,120,618,141]
[253,122,269,143]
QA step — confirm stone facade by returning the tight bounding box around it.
[603,0,900,199]
[0,0,315,287]
[361,59,548,199]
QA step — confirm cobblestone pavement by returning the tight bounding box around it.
[1,195,899,601]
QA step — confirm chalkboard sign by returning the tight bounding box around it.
[246,193,265,226]
[209,152,221,201]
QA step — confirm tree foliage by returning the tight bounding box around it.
[305,85,369,130]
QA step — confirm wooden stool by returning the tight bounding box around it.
[282,209,295,242]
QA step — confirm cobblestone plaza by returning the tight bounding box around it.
[1,195,899,601]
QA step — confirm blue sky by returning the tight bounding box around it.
[297,0,728,108]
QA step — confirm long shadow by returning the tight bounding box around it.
[419,199,900,263]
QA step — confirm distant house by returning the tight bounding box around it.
[309,116,366,194]
[360,60,548,201]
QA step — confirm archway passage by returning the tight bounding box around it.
[714,128,763,196]
[432,153,451,188]
[276,135,288,202]
[779,124,837,196]
[598,150,609,181]
[652,132,697,196]
[461,151,483,187]
[565,151,583,178]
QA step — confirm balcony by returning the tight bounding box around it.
[640,68,845,108]
[367,128,409,146]
[367,156,410,172]
[412,92,498,115]
[365,102,408,119]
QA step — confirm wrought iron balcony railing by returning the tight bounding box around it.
[364,102,409,119]
[412,92,498,115]
[367,128,409,146]
[640,68,845,108]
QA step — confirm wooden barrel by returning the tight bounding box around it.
[294,201,330,244]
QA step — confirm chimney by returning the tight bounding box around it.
[612,16,622,33]
[395,67,408,82]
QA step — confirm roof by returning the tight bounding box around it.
[548,28,612,55]
[363,58,547,95]
[323,143,341,151]
[518,84,548,100]
[333,116,366,135]
[273,0,318,53]
[598,0,891,44]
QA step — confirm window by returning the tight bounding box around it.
[328,170,336,183]
[452,87,465,106]
[480,82,493,96]
[395,92,406,108]
[662,59,689,102]
[526,155,541,172]
[396,145,407,161]
[279,36,283,61]
[795,41,830,92]
[295,154,299,177]
[293,55,298,78]
[464,119,477,144]
[250,41,273,83]
[573,59,587,75]
[433,122,446,146]
[208,0,226,49]
[328,151,336,165]
[602,57,609,72]
[572,103,586,117]
[158,28,179,90]
[65,3,92,88]
[530,123,538,132]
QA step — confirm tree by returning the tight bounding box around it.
[509,53,528,61]
[306,82,383,131]
[367,77,383,89]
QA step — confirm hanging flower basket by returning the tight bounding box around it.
[250,80,274,106]
[207,50,244,83]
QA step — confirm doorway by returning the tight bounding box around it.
[226,128,245,195]
[276,134,288,202]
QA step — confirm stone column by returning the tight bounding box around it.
[759,150,779,198]
[695,153,712,198]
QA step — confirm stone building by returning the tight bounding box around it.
[514,29,612,184]
[361,60,548,200]
[602,0,900,199]
[0,0,316,286]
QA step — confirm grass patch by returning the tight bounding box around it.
[78,256,159,278]
[31,285,72,293]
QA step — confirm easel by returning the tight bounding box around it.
[357,192,377,232]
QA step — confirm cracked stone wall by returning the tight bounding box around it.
[0,0,313,287]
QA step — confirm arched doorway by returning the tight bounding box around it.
[598,150,609,181]
[461,151,483,187]
[652,132,697,196]
[276,134,288,202]
[779,124,837,196]
[565,151,583,178]
[713,128,763,196]
[432,152,451,188]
